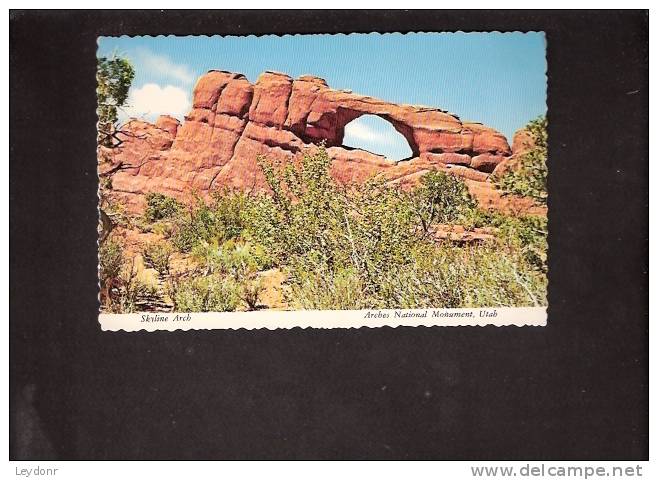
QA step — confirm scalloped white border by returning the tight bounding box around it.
[96,32,548,333]
[99,307,546,331]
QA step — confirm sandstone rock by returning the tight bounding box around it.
[249,71,293,127]
[326,146,395,184]
[432,224,496,244]
[101,68,543,216]
[463,122,512,156]
[171,117,213,154]
[119,119,175,151]
[420,152,472,166]
[284,78,326,136]
[217,77,254,117]
[444,164,490,182]
[470,154,506,173]
[297,75,328,86]
[491,127,536,177]
[512,128,535,156]
[243,121,306,153]
[492,155,523,178]
[192,70,242,109]
[155,115,180,137]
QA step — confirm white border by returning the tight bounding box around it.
[99,306,547,331]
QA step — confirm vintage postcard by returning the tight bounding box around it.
[97,32,547,331]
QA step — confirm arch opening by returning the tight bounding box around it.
[341,114,414,161]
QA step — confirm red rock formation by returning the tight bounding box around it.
[102,70,544,215]
[491,127,537,178]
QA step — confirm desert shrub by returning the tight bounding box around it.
[142,241,174,276]
[496,115,548,204]
[170,191,256,253]
[135,145,547,311]
[366,242,546,308]
[253,146,548,308]
[144,192,184,223]
[210,189,252,240]
[239,279,265,311]
[263,146,548,308]
[150,221,176,238]
[256,148,347,263]
[170,198,214,252]
[99,241,149,313]
[468,209,548,274]
[241,194,282,254]
[190,239,269,311]
[99,238,124,285]
[288,261,368,310]
[412,170,477,234]
[116,259,149,313]
[171,275,240,312]
[192,239,272,277]
[497,214,548,274]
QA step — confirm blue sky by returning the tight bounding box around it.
[98,33,546,160]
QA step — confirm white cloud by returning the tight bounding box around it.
[343,116,413,160]
[344,120,396,146]
[121,83,191,122]
[136,48,195,86]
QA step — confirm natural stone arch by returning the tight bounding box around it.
[107,69,535,216]
[334,108,420,158]
[341,113,414,160]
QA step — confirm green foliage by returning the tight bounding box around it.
[99,239,149,313]
[97,55,135,144]
[144,192,184,223]
[142,241,173,276]
[166,190,254,253]
[412,170,477,234]
[468,209,548,274]
[288,262,367,310]
[116,260,149,314]
[113,146,547,312]
[193,239,271,278]
[170,275,240,312]
[496,115,548,204]
[239,279,265,311]
[210,189,252,240]
[99,238,124,285]
[253,146,546,309]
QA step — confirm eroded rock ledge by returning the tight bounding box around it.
[100,69,544,215]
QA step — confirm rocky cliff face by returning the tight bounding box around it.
[99,70,543,214]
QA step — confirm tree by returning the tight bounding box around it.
[97,55,135,242]
[97,55,135,146]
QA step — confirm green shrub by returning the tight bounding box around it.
[210,189,252,240]
[169,191,255,253]
[99,238,124,284]
[496,115,547,204]
[254,146,548,309]
[171,275,240,312]
[144,192,184,223]
[192,239,272,277]
[239,278,265,311]
[129,145,547,311]
[99,242,149,313]
[467,209,548,274]
[288,262,368,310]
[142,241,173,276]
[357,242,546,309]
[116,259,149,313]
[412,170,477,234]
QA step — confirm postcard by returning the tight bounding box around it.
[97,32,547,330]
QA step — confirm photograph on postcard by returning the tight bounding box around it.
[97,32,547,330]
